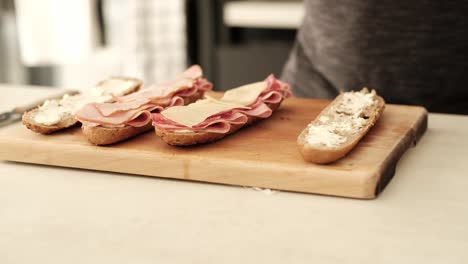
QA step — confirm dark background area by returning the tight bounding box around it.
[187,0,296,91]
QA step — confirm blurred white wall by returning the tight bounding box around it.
[54,0,187,91]
[15,0,100,66]
[1,0,187,90]
[0,4,26,84]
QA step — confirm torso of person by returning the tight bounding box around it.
[282,0,468,114]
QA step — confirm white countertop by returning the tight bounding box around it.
[1,85,467,263]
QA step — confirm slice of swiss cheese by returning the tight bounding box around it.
[161,81,268,127]
[161,98,245,127]
[221,81,267,105]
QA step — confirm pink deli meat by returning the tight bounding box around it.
[75,65,212,127]
[151,74,291,133]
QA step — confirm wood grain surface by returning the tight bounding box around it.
[0,97,427,199]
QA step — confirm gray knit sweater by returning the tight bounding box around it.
[282,0,468,114]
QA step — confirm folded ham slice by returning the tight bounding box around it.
[151,74,291,134]
[75,65,212,128]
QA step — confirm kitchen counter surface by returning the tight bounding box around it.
[1,85,467,263]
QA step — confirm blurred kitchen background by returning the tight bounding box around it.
[0,0,303,91]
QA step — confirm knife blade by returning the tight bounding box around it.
[0,90,80,127]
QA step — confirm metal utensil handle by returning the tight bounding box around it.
[12,90,80,114]
[0,112,12,123]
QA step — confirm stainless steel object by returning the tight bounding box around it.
[0,90,79,127]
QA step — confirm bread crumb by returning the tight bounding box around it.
[244,186,278,195]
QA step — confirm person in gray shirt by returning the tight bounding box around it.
[282,0,468,114]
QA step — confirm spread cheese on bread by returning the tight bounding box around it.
[22,77,143,134]
[34,79,141,126]
[152,74,291,146]
[297,88,385,164]
[75,65,213,145]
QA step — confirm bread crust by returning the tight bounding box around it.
[22,111,78,134]
[81,90,206,145]
[22,77,143,134]
[82,122,154,145]
[155,101,282,146]
[297,90,385,164]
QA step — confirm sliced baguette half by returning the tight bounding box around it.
[22,111,78,134]
[297,88,385,164]
[82,90,205,145]
[22,77,142,134]
[82,122,154,146]
[155,101,282,146]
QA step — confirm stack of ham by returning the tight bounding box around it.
[151,74,291,134]
[75,65,212,128]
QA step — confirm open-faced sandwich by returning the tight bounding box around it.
[22,77,143,134]
[151,74,291,146]
[75,65,212,145]
[297,88,385,164]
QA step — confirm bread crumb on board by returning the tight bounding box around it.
[243,186,278,195]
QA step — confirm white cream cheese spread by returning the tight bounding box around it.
[33,79,137,126]
[336,90,376,115]
[306,125,347,147]
[173,129,194,133]
[305,90,376,147]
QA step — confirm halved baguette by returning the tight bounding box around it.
[22,77,142,134]
[82,90,205,145]
[297,88,385,164]
[82,122,154,146]
[22,111,78,134]
[155,101,282,146]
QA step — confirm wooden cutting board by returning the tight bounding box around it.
[0,98,427,199]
